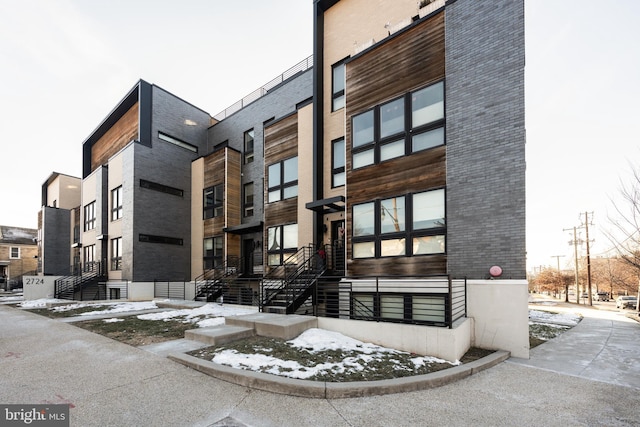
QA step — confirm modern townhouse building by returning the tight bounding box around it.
[33,0,526,358]
[79,80,211,288]
[38,172,81,276]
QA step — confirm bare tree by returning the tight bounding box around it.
[605,166,640,311]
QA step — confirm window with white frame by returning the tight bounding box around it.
[10,247,20,259]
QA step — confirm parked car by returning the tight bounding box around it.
[593,292,610,302]
[616,296,638,309]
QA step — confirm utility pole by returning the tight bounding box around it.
[564,226,581,304]
[582,212,594,306]
[551,255,565,299]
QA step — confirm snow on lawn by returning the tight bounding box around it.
[19,298,68,309]
[529,309,581,327]
[137,303,257,327]
[211,328,458,380]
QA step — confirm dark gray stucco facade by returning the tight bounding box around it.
[445,0,526,279]
[41,207,71,276]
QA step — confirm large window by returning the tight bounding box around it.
[244,129,254,164]
[111,237,122,271]
[332,138,345,188]
[268,157,298,203]
[204,184,223,219]
[267,224,298,266]
[111,186,123,221]
[83,245,95,264]
[84,201,96,231]
[351,81,444,169]
[204,237,223,270]
[352,189,445,258]
[332,61,346,111]
[244,182,254,217]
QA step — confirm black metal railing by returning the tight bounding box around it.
[213,55,313,121]
[194,256,241,302]
[260,245,327,314]
[310,275,466,329]
[54,260,107,300]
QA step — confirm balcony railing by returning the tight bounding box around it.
[213,55,314,121]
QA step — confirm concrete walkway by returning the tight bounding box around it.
[1,301,639,426]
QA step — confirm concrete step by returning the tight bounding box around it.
[226,312,317,340]
[184,325,255,346]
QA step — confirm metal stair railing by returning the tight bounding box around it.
[194,256,240,301]
[54,261,106,300]
[260,244,328,313]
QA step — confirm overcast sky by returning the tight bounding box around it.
[1,0,639,272]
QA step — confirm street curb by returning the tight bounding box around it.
[168,350,510,398]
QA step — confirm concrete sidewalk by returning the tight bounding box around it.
[1,303,639,426]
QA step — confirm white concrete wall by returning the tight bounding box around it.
[23,276,58,300]
[317,316,471,362]
[467,280,529,359]
[127,282,155,301]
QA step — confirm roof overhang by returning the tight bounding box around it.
[305,196,345,214]
[223,221,264,235]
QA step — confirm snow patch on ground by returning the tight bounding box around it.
[137,303,255,325]
[529,309,581,327]
[211,328,457,380]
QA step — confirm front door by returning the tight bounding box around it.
[243,239,254,276]
[331,220,346,273]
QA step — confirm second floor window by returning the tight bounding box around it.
[204,185,224,219]
[244,182,254,217]
[111,186,123,221]
[244,129,254,164]
[332,138,345,188]
[268,157,298,203]
[332,61,346,111]
[84,201,96,231]
[352,80,444,169]
[10,247,20,259]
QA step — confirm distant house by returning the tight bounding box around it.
[0,225,38,290]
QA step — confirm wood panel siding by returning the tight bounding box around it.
[202,148,242,261]
[348,145,445,205]
[344,14,447,276]
[90,103,139,172]
[345,13,445,118]
[203,150,227,238]
[348,254,447,277]
[264,114,298,164]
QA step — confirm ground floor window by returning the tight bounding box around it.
[267,224,298,266]
[111,237,122,271]
[352,189,446,259]
[351,293,446,325]
[204,236,223,270]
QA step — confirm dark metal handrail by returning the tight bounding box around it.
[194,256,241,300]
